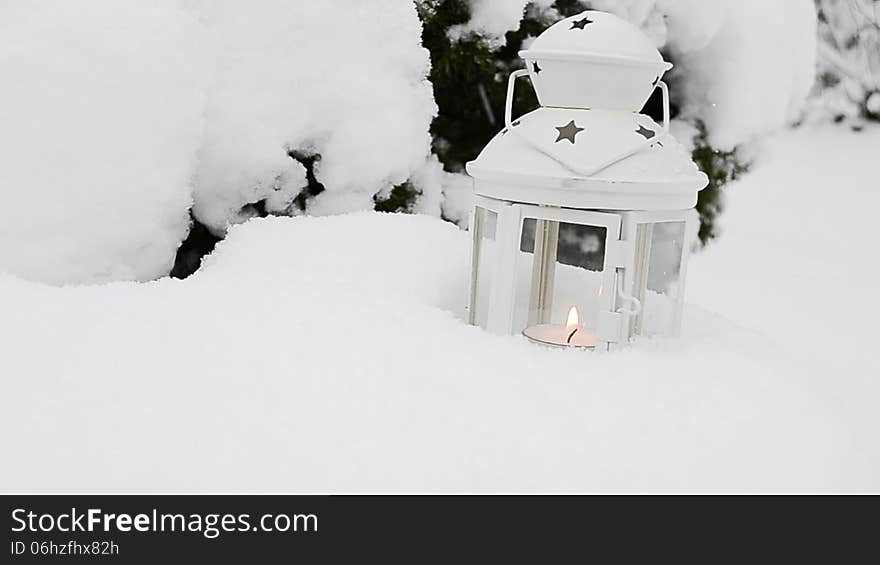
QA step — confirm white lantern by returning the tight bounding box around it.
[466,11,709,351]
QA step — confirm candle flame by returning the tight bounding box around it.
[566,306,579,330]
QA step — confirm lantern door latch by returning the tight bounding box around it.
[604,238,633,268]
[615,270,642,316]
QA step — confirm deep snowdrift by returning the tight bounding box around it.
[1,127,878,492]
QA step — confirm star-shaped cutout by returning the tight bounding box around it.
[532,61,542,75]
[555,120,584,144]
[570,17,593,30]
[635,125,655,140]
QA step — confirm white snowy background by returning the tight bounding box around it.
[1,0,878,491]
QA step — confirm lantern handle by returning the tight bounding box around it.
[504,69,530,129]
[503,71,671,178]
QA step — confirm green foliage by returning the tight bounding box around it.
[374,182,419,213]
[418,0,572,171]
[690,121,749,244]
[170,213,221,279]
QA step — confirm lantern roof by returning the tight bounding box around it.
[466,107,708,211]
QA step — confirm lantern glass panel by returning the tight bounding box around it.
[631,220,686,337]
[514,218,609,342]
[469,206,497,329]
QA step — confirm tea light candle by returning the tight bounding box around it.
[522,306,597,348]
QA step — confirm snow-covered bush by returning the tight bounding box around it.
[187,0,437,234]
[590,0,817,149]
[0,1,437,284]
[810,0,880,125]
[0,1,208,284]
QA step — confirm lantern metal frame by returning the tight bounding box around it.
[468,195,697,350]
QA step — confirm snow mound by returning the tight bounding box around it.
[198,212,466,311]
[688,124,880,379]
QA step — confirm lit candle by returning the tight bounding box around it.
[522,306,597,348]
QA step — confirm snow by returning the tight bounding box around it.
[688,125,880,390]
[0,1,207,284]
[869,92,880,115]
[664,0,817,149]
[0,1,437,283]
[450,0,555,43]
[1,126,878,492]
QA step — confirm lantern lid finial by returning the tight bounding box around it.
[520,11,671,112]
[521,11,668,68]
